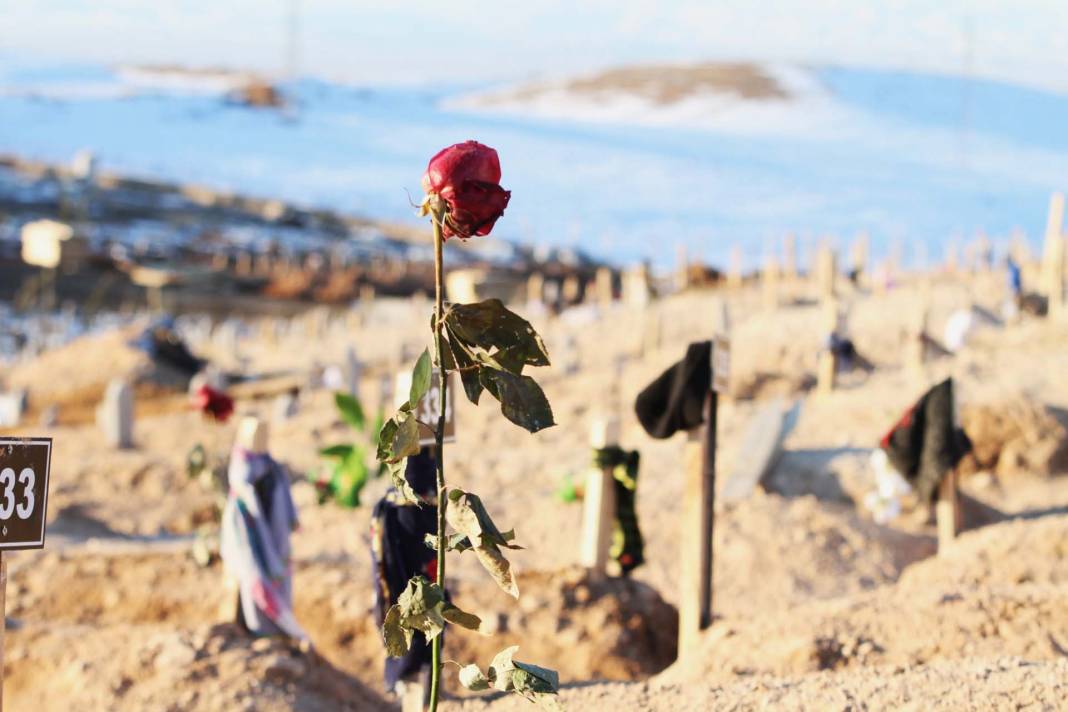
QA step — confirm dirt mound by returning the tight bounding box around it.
[961,400,1068,477]
[656,513,1068,686]
[6,326,148,402]
[459,657,1068,711]
[8,622,387,712]
[710,492,935,617]
[454,566,678,681]
[898,513,1068,591]
[9,544,677,708]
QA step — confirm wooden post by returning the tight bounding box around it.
[726,245,743,290]
[1041,193,1064,293]
[526,272,544,307]
[1042,193,1066,319]
[1,550,5,712]
[581,417,620,576]
[595,267,614,309]
[1050,236,1065,320]
[936,469,961,555]
[562,275,581,305]
[762,255,780,310]
[623,264,652,309]
[815,242,837,300]
[678,302,726,657]
[678,383,717,657]
[817,300,838,395]
[850,233,869,285]
[782,234,798,282]
[676,244,690,291]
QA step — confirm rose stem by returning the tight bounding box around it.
[428,212,448,712]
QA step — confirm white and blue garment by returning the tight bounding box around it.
[220,447,307,641]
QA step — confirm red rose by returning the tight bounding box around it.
[192,385,235,423]
[422,140,511,239]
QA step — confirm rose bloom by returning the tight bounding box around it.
[422,140,511,239]
[191,385,235,423]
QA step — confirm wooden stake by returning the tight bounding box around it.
[817,300,839,395]
[678,393,716,657]
[762,255,780,310]
[727,246,743,290]
[936,469,961,555]
[1041,192,1064,299]
[815,243,837,300]
[595,267,614,309]
[782,234,797,281]
[678,303,725,658]
[581,417,620,576]
[1,551,5,712]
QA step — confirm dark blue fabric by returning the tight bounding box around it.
[371,449,440,691]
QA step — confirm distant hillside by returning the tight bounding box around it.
[447,61,832,133]
[485,62,792,106]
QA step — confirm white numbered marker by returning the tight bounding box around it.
[17,467,35,519]
[0,467,15,519]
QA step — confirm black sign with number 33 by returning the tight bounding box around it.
[0,438,52,550]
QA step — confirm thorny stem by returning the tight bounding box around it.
[428,212,448,712]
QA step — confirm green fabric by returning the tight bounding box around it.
[593,446,644,575]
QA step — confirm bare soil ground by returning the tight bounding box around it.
[3,267,1068,710]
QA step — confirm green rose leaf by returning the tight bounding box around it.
[486,646,562,707]
[319,444,354,459]
[458,663,491,691]
[382,604,412,657]
[444,323,484,405]
[382,577,485,658]
[334,392,366,430]
[444,299,550,369]
[441,603,482,632]
[409,348,432,409]
[446,489,522,598]
[479,367,556,433]
[377,408,420,464]
[424,532,475,553]
[386,460,419,505]
[459,648,562,708]
[394,576,446,643]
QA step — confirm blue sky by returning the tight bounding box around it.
[4,1,1068,91]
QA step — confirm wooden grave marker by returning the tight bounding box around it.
[1042,192,1066,319]
[816,300,840,396]
[678,301,728,658]
[581,417,620,577]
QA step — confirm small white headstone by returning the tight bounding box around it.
[0,390,28,427]
[345,346,362,398]
[97,379,134,449]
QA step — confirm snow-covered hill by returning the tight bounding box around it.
[1,58,1066,268]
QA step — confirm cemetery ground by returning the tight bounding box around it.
[2,269,1068,710]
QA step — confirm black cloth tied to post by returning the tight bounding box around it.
[634,341,712,439]
[370,449,439,692]
[593,446,644,576]
[880,378,972,504]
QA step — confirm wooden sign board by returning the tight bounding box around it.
[0,438,52,550]
[394,372,456,446]
[712,336,731,394]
